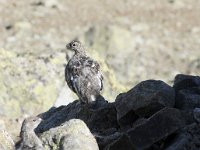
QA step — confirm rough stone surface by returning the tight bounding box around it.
[16,74,200,150]
[127,108,184,149]
[175,87,200,110]
[40,119,98,150]
[194,108,200,123]
[104,134,135,150]
[165,123,200,150]
[36,97,118,134]
[115,80,175,126]
[173,74,200,92]
[164,133,191,150]
[0,49,68,119]
[95,131,121,150]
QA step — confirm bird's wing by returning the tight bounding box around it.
[65,62,80,93]
[65,56,103,101]
[83,57,103,91]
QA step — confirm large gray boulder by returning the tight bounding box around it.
[40,119,99,150]
[16,117,99,150]
[115,80,175,126]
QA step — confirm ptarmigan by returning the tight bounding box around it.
[16,116,43,150]
[65,40,103,104]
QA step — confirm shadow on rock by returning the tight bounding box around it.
[35,95,118,134]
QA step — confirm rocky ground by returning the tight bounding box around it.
[11,74,200,150]
[0,0,200,143]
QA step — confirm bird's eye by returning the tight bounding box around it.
[72,43,76,47]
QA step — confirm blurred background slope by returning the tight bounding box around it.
[0,0,200,141]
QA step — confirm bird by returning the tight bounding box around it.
[16,116,44,150]
[65,40,103,104]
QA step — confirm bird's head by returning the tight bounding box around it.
[22,117,42,130]
[66,40,85,54]
[20,116,42,138]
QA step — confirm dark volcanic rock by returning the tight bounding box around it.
[104,134,136,150]
[165,123,200,150]
[194,108,200,123]
[95,132,121,150]
[88,103,118,133]
[132,117,147,128]
[173,74,200,92]
[164,133,190,150]
[175,87,200,110]
[36,98,118,134]
[127,108,185,149]
[115,80,175,126]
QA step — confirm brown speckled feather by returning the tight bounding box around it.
[65,40,103,103]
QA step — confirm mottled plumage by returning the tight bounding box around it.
[65,40,103,104]
[16,117,43,150]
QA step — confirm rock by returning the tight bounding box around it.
[0,48,67,118]
[179,110,195,125]
[95,132,121,150]
[132,118,147,128]
[115,80,175,126]
[0,48,72,141]
[87,103,118,133]
[16,75,200,149]
[17,118,99,150]
[194,108,200,123]
[45,119,99,150]
[0,129,14,150]
[164,133,190,150]
[184,123,200,149]
[173,74,200,92]
[0,119,5,130]
[53,85,75,107]
[165,123,200,150]
[34,98,118,149]
[175,87,200,110]
[104,134,136,150]
[82,26,134,83]
[36,97,117,135]
[127,108,185,149]
[40,119,98,150]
